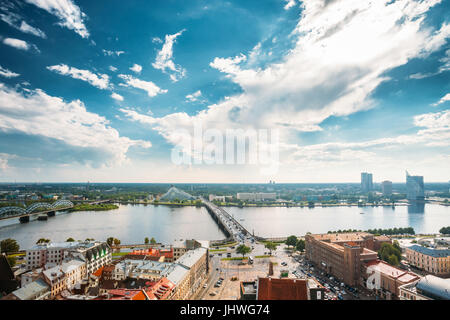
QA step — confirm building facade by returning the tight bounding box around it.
[406,171,425,201]
[236,193,277,201]
[399,275,450,300]
[362,260,419,300]
[405,245,450,277]
[26,241,111,276]
[381,180,392,196]
[305,232,390,286]
[361,172,373,193]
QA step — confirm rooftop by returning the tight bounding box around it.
[416,275,450,300]
[366,260,419,283]
[257,277,308,300]
[12,279,49,300]
[176,247,207,268]
[407,245,450,258]
[310,232,373,243]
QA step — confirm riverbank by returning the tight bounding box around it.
[115,200,415,208]
[69,203,119,212]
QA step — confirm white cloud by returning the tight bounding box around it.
[431,93,450,106]
[19,21,47,38]
[130,64,142,73]
[0,66,20,78]
[103,49,125,56]
[122,0,450,175]
[414,109,450,129]
[152,37,163,43]
[109,66,118,72]
[47,64,110,90]
[118,74,167,97]
[185,90,202,102]
[209,54,246,75]
[0,83,150,166]
[409,49,450,80]
[0,11,47,38]
[25,0,89,38]
[152,29,186,82]
[111,92,124,101]
[284,0,296,10]
[3,37,31,50]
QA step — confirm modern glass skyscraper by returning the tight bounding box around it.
[381,180,392,196]
[406,171,424,201]
[361,172,373,193]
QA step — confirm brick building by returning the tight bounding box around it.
[362,260,420,300]
[305,232,390,286]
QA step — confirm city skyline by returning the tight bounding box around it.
[0,0,449,183]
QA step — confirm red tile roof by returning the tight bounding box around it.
[129,248,174,259]
[107,289,147,300]
[146,277,175,300]
[92,266,104,278]
[257,277,308,300]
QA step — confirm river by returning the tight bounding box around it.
[0,203,448,249]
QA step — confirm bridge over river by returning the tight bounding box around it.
[201,198,269,242]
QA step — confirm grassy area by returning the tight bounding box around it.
[260,240,285,245]
[7,253,25,258]
[255,255,272,258]
[210,249,227,252]
[211,242,237,249]
[71,203,119,212]
[112,252,129,257]
[221,256,247,261]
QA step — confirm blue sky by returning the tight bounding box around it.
[0,0,449,183]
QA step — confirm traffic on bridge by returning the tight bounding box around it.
[200,197,255,245]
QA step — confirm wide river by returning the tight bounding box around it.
[0,203,448,249]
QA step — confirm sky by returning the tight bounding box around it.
[0,0,449,183]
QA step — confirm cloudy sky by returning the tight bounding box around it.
[0,0,449,183]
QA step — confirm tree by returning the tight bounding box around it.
[6,256,16,267]
[285,235,298,249]
[144,237,149,244]
[236,244,251,258]
[150,237,157,244]
[387,254,399,266]
[113,238,121,246]
[296,239,305,252]
[36,238,50,244]
[264,242,278,255]
[106,237,114,246]
[1,238,19,254]
[378,243,401,266]
[66,238,75,242]
[439,226,450,235]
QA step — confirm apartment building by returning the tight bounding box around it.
[42,259,86,298]
[362,260,420,300]
[175,247,208,297]
[236,193,277,201]
[26,241,111,275]
[107,247,207,300]
[305,232,390,286]
[405,245,450,277]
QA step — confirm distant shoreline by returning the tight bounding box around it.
[112,201,447,208]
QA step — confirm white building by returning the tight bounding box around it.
[26,241,111,275]
[236,193,276,201]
